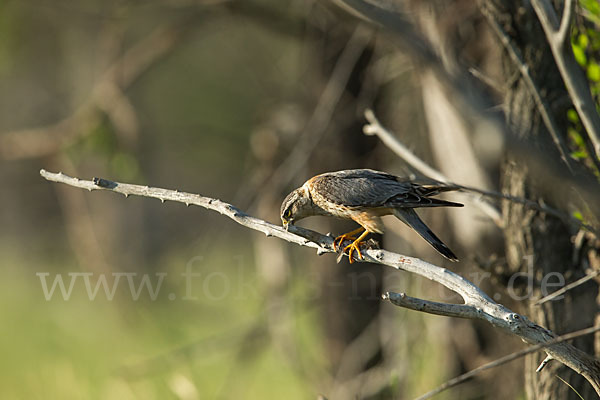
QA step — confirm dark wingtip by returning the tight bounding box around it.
[427,199,464,208]
[428,235,459,262]
[395,208,460,262]
[447,254,460,262]
[438,245,459,262]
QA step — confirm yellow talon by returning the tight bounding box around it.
[344,240,364,263]
[334,234,355,250]
[333,227,365,251]
[341,230,371,263]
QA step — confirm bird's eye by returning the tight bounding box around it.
[284,209,292,219]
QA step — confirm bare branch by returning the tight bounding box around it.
[334,0,577,172]
[329,315,393,398]
[383,292,480,319]
[534,269,600,306]
[478,1,575,172]
[328,0,600,255]
[0,16,196,159]
[413,325,600,400]
[537,355,554,372]
[468,67,504,94]
[39,169,600,395]
[363,110,448,183]
[557,0,575,46]
[241,24,373,209]
[363,109,503,227]
[332,0,600,222]
[330,364,395,399]
[39,169,329,252]
[363,109,598,236]
[530,0,600,164]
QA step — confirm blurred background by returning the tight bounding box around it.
[2,0,599,399]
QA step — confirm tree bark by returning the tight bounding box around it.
[493,2,600,398]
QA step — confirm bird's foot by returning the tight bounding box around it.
[343,239,365,264]
[333,234,357,251]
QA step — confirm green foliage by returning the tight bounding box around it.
[571,2,600,97]
[580,0,600,26]
[568,1,600,176]
[588,60,600,82]
[572,32,588,65]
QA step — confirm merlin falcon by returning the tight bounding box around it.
[280,169,462,263]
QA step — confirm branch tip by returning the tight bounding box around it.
[536,355,554,372]
[362,125,375,135]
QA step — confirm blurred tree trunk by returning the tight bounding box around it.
[491,2,599,399]
[250,14,387,395]
[403,0,600,397]
[313,25,387,395]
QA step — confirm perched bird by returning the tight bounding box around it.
[280,169,463,263]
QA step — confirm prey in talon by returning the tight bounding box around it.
[280,169,462,263]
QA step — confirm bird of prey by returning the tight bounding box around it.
[280,169,462,263]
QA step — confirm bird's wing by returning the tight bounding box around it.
[310,169,462,209]
[385,188,463,208]
[309,170,402,207]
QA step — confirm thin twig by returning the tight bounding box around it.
[557,0,575,46]
[330,363,396,399]
[242,23,373,209]
[40,169,600,395]
[335,0,600,233]
[0,15,197,159]
[530,0,600,164]
[363,109,598,235]
[40,170,329,251]
[555,374,586,400]
[329,314,394,399]
[414,325,600,400]
[363,110,448,183]
[468,67,503,93]
[363,108,503,227]
[478,1,575,172]
[537,355,554,372]
[534,269,600,305]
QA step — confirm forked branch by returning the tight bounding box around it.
[363,109,598,236]
[530,0,600,163]
[39,169,600,395]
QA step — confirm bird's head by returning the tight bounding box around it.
[280,187,313,229]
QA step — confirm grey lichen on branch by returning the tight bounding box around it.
[39,168,600,394]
